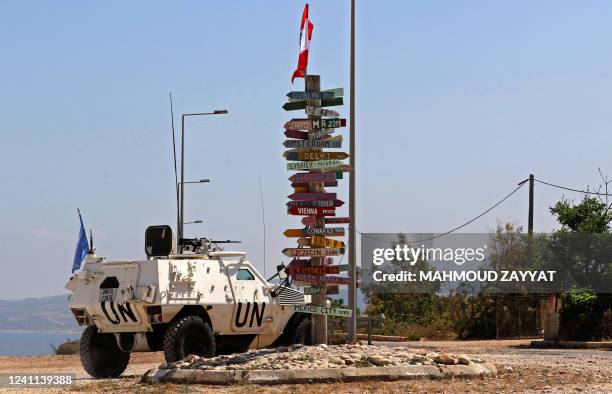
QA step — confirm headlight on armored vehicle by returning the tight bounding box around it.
[71,308,92,325]
[146,305,163,323]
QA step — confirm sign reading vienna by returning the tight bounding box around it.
[288,206,336,216]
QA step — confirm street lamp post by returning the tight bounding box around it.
[179,110,228,246]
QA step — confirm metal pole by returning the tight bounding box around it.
[348,0,357,343]
[528,174,534,235]
[180,115,185,247]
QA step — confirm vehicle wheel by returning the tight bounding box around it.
[291,317,312,345]
[163,316,215,363]
[80,325,130,378]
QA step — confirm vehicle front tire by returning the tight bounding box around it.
[163,316,215,363]
[80,325,130,378]
[291,317,312,345]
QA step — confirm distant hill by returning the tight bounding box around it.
[0,291,366,332]
[0,295,80,331]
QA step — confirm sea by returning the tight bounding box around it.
[0,331,83,356]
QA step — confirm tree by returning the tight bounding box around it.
[549,169,612,234]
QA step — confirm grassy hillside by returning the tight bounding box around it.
[0,295,80,331]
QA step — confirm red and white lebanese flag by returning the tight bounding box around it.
[291,4,314,83]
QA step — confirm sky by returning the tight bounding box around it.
[1,1,611,299]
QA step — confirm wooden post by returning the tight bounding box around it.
[305,74,328,344]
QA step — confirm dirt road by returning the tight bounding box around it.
[0,340,610,393]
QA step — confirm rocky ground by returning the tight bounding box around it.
[166,343,479,371]
[0,339,610,393]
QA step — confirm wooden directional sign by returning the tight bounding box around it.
[304,227,345,237]
[306,106,340,117]
[284,118,346,131]
[293,186,308,193]
[285,151,349,161]
[293,274,351,285]
[310,235,345,249]
[289,172,337,183]
[285,266,340,276]
[292,304,352,318]
[288,258,334,268]
[288,192,337,201]
[292,181,338,188]
[287,88,343,101]
[283,227,345,237]
[284,129,308,140]
[310,129,335,140]
[325,217,351,224]
[283,139,342,149]
[287,199,344,208]
[282,248,344,257]
[288,206,336,216]
[327,164,353,173]
[287,160,344,171]
[303,286,323,295]
[283,97,344,111]
[301,216,316,226]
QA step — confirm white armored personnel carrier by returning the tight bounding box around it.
[66,225,311,378]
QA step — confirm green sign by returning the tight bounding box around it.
[283,97,344,111]
[287,88,344,101]
[292,304,353,317]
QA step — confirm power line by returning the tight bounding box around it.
[358,181,528,244]
[534,178,612,197]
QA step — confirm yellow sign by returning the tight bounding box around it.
[310,235,345,249]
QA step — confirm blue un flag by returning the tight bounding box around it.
[72,209,89,272]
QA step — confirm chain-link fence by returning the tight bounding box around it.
[494,295,545,339]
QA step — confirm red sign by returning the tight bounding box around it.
[287,199,344,208]
[288,206,336,216]
[301,216,316,226]
[288,258,334,268]
[291,181,338,188]
[325,217,351,224]
[288,192,337,201]
[284,129,308,140]
[285,266,340,276]
[289,172,337,183]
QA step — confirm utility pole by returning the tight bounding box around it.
[347,0,357,344]
[528,174,534,234]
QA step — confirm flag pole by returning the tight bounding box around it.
[347,0,357,344]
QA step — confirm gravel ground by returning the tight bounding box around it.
[165,343,479,370]
[0,339,609,393]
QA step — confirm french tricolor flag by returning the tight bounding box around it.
[291,4,314,83]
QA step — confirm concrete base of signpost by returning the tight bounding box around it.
[141,363,497,385]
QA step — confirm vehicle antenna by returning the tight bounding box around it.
[258,175,267,277]
[169,92,179,237]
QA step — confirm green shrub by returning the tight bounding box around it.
[52,339,80,355]
[561,290,612,340]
